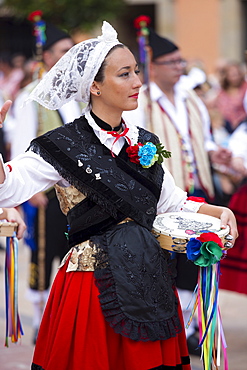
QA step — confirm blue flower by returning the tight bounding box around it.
[138,142,157,168]
[186,238,202,261]
[126,141,171,168]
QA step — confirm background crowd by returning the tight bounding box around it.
[0,12,246,364]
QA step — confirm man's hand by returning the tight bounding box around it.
[209,147,232,165]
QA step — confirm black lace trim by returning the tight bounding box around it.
[31,364,44,370]
[31,357,190,369]
[149,355,190,368]
[149,360,190,370]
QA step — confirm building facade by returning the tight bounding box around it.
[123,0,246,74]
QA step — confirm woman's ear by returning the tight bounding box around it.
[90,82,100,97]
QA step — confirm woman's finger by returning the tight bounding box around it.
[0,100,12,125]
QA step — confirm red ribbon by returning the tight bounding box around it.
[106,124,132,157]
[187,196,206,203]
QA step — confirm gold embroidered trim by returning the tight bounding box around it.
[59,240,97,272]
[117,217,133,225]
[54,184,86,215]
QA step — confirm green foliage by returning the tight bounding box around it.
[2,0,126,32]
[156,143,171,164]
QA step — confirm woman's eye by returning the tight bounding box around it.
[120,72,129,77]
[135,69,141,75]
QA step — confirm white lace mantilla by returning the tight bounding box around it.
[26,21,122,110]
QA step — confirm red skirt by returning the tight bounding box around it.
[32,260,191,370]
[219,184,247,295]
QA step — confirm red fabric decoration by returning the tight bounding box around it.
[197,232,223,247]
[7,164,12,172]
[186,196,206,203]
[126,143,143,164]
[134,15,151,30]
[27,10,43,22]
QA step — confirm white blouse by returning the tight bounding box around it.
[228,122,247,168]
[0,113,202,214]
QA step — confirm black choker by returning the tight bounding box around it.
[91,111,122,132]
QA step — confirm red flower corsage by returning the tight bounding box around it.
[126,143,143,164]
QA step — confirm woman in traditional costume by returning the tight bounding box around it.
[0,22,238,370]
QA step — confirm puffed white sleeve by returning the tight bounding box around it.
[228,123,247,163]
[157,165,204,214]
[0,151,67,207]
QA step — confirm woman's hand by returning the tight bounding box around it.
[1,207,26,239]
[0,100,12,127]
[198,203,238,246]
[218,207,238,245]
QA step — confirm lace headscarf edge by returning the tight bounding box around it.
[25,21,122,110]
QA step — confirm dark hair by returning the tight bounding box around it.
[94,44,125,82]
[0,51,14,67]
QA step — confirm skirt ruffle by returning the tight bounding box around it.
[32,259,191,370]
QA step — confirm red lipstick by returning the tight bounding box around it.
[129,93,139,99]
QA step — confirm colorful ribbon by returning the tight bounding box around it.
[27,10,46,79]
[5,234,24,347]
[186,263,228,370]
[133,15,151,85]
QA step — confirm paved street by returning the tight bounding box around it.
[0,239,246,370]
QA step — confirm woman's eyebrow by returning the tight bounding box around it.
[117,63,139,72]
[117,66,131,72]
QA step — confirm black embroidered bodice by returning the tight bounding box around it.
[28,114,164,245]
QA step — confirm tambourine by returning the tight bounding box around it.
[0,222,18,237]
[152,212,232,253]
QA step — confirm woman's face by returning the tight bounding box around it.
[95,47,142,113]
[226,65,244,87]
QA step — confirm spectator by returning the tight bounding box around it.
[0,51,24,100]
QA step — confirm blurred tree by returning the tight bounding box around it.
[1,0,126,32]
